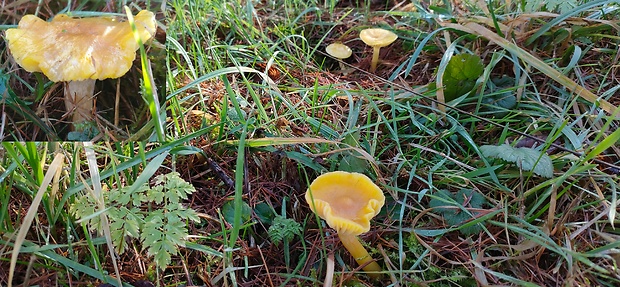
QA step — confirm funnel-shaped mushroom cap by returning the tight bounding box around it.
[326,43,352,59]
[305,171,385,235]
[359,28,397,48]
[6,10,156,82]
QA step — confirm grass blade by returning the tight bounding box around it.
[8,152,64,287]
[443,22,619,116]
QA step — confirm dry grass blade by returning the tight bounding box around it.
[323,251,335,287]
[8,152,64,287]
[442,21,619,117]
[84,142,122,287]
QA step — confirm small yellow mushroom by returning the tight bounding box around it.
[359,28,397,73]
[325,43,352,71]
[305,171,385,278]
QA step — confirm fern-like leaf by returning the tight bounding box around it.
[268,216,302,245]
[72,171,199,270]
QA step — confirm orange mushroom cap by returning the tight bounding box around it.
[5,10,156,82]
[305,171,385,235]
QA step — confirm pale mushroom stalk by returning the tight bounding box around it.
[338,60,347,71]
[65,79,96,124]
[338,232,382,274]
[370,46,381,73]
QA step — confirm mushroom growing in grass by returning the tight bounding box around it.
[359,28,398,73]
[305,171,385,278]
[5,9,156,133]
[325,43,352,71]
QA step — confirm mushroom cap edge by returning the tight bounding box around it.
[325,43,352,59]
[305,171,385,235]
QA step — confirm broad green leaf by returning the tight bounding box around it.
[222,200,252,226]
[429,189,487,235]
[342,130,361,147]
[481,144,554,178]
[339,154,369,173]
[254,202,276,225]
[482,93,516,113]
[482,76,517,116]
[442,54,484,101]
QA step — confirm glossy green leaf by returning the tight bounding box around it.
[442,54,484,101]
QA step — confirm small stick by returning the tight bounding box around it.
[205,155,234,189]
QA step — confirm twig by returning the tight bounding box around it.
[205,155,234,188]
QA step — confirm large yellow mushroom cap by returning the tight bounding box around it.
[359,28,397,48]
[305,171,385,235]
[5,10,156,82]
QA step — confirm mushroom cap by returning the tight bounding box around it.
[325,43,352,59]
[6,10,156,82]
[359,28,397,48]
[305,171,385,235]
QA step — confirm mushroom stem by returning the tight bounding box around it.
[370,46,381,73]
[338,232,382,278]
[65,79,95,127]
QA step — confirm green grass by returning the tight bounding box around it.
[2,0,620,286]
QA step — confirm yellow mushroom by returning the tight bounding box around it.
[359,28,397,73]
[5,10,156,132]
[325,43,352,71]
[305,171,385,278]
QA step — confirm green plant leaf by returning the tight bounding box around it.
[222,200,252,226]
[108,206,143,254]
[339,154,369,174]
[482,93,516,113]
[429,189,487,235]
[73,170,200,271]
[480,144,554,178]
[268,215,302,245]
[481,76,517,116]
[442,54,484,101]
[254,202,275,225]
